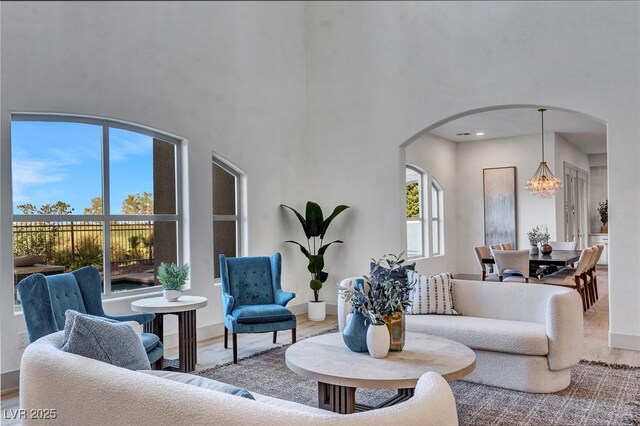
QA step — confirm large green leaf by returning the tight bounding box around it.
[281,204,310,239]
[305,202,324,237]
[320,205,349,239]
[307,254,325,274]
[317,271,329,283]
[317,240,343,256]
[310,279,323,291]
[284,240,311,258]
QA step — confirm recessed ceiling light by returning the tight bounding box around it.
[456,132,471,136]
[476,132,485,136]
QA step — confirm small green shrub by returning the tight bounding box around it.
[157,263,190,291]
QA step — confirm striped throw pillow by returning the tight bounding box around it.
[407,271,459,315]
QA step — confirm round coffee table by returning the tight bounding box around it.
[131,295,207,372]
[285,332,475,414]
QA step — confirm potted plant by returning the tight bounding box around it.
[536,226,552,255]
[527,227,540,255]
[157,262,190,302]
[281,201,349,321]
[599,200,608,233]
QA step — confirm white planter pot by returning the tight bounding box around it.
[366,324,390,358]
[308,301,326,321]
[163,290,182,302]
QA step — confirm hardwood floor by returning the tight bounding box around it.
[2,268,638,413]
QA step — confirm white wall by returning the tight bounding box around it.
[2,1,640,384]
[0,2,309,377]
[405,134,458,275]
[554,133,591,242]
[454,134,557,273]
[305,1,640,351]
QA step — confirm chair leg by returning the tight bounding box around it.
[593,268,599,300]
[525,277,529,283]
[224,327,228,349]
[273,330,277,344]
[292,328,297,344]
[232,333,238,364]
[576,276,587,312]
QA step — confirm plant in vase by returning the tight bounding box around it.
[536,226,552,255]
[157,262,189,302]
[598,200,608,233]
[281,201,349,321]
[527,227,540,255]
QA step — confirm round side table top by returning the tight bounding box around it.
[131,295,208,313]
[285,332,476,389]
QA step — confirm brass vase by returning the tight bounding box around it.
[383,311,405,351]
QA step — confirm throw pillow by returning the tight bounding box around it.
[139,370,255,400]
[406,271,459,315]
[61,310,151,370]
[62,310,141,346]
[369,261,416,286]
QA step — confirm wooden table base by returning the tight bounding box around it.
[318,382,414,414]
[144,309,198,372]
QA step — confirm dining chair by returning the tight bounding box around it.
[500,242,513,250]
[591,244,605,301]
[489,243,503,252]
[549,241,578,251]
[493,249,530,283]
[585,245,603,306]
[473,246,497,281]
[219,252,296,364]
[543,247,593,312]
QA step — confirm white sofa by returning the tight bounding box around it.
[20,332,459,425]
[338,278,583,393]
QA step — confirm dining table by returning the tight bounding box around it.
[482,250,582,277]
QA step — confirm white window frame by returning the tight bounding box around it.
[406,164,428,259]
[10,113,183,300]
[212,154,245,281]
[431,178,444,256]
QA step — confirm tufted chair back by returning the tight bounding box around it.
[17,266,106,343]
[220,255,277,306]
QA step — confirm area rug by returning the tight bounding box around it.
[197,332,640,425]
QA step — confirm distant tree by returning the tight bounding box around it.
[17,201,74,215]
[84,197,103,215]
[406,183,420,218]
[122,192,153,215]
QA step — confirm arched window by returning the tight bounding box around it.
[212,156,244,279]
[11,114,183,304]
[406,165,426,258]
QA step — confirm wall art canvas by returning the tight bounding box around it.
[483,167,517,248]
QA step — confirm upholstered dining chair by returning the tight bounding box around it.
[493,249,531,283]
[489,243,503,252]
[543,247,593,312]
[500,242,513,250]
[474,246,497,281]
[17,266,163,367]
[219,252,296,364]
[549,240,578,251]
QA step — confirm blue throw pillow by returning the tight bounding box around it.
[61,310,151,371]
[139,370,255,400]
[370,261,416,286]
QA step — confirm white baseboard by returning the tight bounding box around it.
[609,332,640,351]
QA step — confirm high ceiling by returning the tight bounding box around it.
[429,108,607,154]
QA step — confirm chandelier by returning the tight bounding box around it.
[525,108,562,198]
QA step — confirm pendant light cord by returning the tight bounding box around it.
[538,108,547,162]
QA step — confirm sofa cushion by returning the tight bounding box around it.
[139,370,255,400]
[405,314,549,356]
[232,304,295,324]
[61,310,151,370]
[407,271,459,315]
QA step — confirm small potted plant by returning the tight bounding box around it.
[157,262,190,302]
[598,200,608,233]
[536,226,552,255]
[281,201,349,321]
[527,227,540,255]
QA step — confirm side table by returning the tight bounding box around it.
[131,295,207,372]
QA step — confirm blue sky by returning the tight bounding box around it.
[12,121,154,215]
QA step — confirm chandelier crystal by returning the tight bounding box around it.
[525,108,563,198]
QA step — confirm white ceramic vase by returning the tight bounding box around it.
[308,301,326,321]
[366,323,390,358]
[163,289,182,302]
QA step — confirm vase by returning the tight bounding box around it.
[600,225,608,233]
[383,311,405,351]
[163,289,182,302]
[308,301,326,321]
[540,244,553,255]
[529,246,539,255]
[342,312,369,352]
[366,323,390,358]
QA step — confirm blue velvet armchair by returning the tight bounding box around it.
[17,265,163,367]
[219,252,296,363]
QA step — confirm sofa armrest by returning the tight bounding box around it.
[222,294,234,316]
[546,290,583,371]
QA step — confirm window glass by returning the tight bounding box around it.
[213,221,237,279]
[406,166,424,258]
[212,162,237,216]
